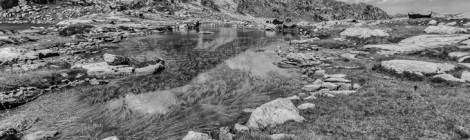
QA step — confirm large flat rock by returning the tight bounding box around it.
[365,34,470,54]
[380,60,456,77]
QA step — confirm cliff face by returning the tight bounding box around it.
[234,0,389,21]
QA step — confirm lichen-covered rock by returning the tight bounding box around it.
[247,98,304,128]
[380,60,456,77]
[424,25,467,34]
[340,27,389,38]
[182,131,212,140]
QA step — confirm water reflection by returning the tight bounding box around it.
[107,27,298,115]
[195,27,237,50]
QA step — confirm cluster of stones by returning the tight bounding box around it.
[302,73,360,98]
[180,98,310,140]
[361,21,470,83]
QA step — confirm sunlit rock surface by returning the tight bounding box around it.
[247,98,304,129]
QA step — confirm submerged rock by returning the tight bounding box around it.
[22,131,58,140]
[340,27,389,38]
[380,60,456,77]
[182,131,212,140]
[247,98,304,129]
[424,25,467,34]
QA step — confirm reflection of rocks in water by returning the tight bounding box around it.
[225,49,290,77]
[109,90,178,115]
[195,27,237,51]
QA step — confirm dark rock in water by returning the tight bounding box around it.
[59,24,94,36]
[0,0,18,10]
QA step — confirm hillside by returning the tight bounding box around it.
[0,0,389,23]
[234,0,390,21]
